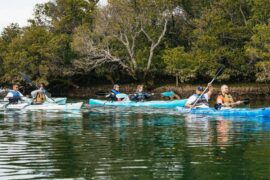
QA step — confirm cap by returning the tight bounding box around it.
[197,86,204,91]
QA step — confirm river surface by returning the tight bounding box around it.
[0,101,270,179]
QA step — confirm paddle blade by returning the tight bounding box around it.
[214,103,222,110]
[218,56,229,65]
[215,65,225,77]
[243,98,250,105]
[161,91,175,97]
[19,72,37,88]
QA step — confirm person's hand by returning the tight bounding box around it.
[207,83,212,87]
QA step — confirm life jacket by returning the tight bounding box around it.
[131,92,151,102]
[217,94,234,106]
[107,89,120,101]
[191,94,209,106]
[8,90,22,104]
[34,92,46,104]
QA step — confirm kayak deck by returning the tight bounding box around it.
[89,99,187,108]
[0,102,83,110]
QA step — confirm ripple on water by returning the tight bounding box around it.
[0,105,270,179]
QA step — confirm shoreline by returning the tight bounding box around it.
[56,83,270,100]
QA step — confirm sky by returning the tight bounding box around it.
[0,0,108,32]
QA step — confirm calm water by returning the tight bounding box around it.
[1,102,270,179]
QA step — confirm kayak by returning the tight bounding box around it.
[176,106,270,117]
[0,102,83,110]
[1,97,67,105]
[89,99,187,108]
[30,97,67,105]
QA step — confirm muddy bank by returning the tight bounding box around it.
[58,83,270,100]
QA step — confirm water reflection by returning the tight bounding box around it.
[0,107,270,179]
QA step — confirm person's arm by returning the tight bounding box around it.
[216,95,223,104]
[130,93,137,101]
[143,92,152,99]
[5,92,12,98]
[207,83,213,98]
[185,96,196,108]
[230,97,242,107]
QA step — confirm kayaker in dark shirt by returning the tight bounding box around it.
[131,85,152,102]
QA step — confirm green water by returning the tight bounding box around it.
[0,104,270,179]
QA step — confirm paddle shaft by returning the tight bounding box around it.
[20,72,55,103]
[190,67,224,111]
[224,100,248,106]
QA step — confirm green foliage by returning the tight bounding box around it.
[1,0,270,86]
[163,47,196,82]
[246,20,270,82]
[33,0,97,34]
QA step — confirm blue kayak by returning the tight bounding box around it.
[89,99,187,108]
[176,106,270,117]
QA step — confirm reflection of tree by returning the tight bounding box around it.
[2,110,270,179]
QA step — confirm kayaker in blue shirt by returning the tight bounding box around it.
[131,85,153,102]
[5,84,25,104]
[106,84,122,101]
[185,83,213,108]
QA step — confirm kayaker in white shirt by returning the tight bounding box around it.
[185,83,213,108]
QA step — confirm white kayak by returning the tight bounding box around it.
[1,97,67,105]
[25,97,67,105]
[0,102,83,110]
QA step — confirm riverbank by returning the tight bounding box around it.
[59,83,270,100]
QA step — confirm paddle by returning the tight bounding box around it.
[19,72,38,88]
[2,102,11,110]
[214,98,250,110]
[19,72,54,103]
[190,65,225,111]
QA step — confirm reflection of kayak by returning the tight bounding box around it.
[176,106,270,117]
[89,99,187,108]
[0,102,83,110]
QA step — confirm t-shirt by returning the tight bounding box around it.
[186,94,209,105]
[6,91,23,98]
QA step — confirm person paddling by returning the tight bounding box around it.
[216,85,241,108]
[5,84,25,104]
[131,85,152,102]
[185,83,213,108]
[106,84,122,101]
[31,83,49,104]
